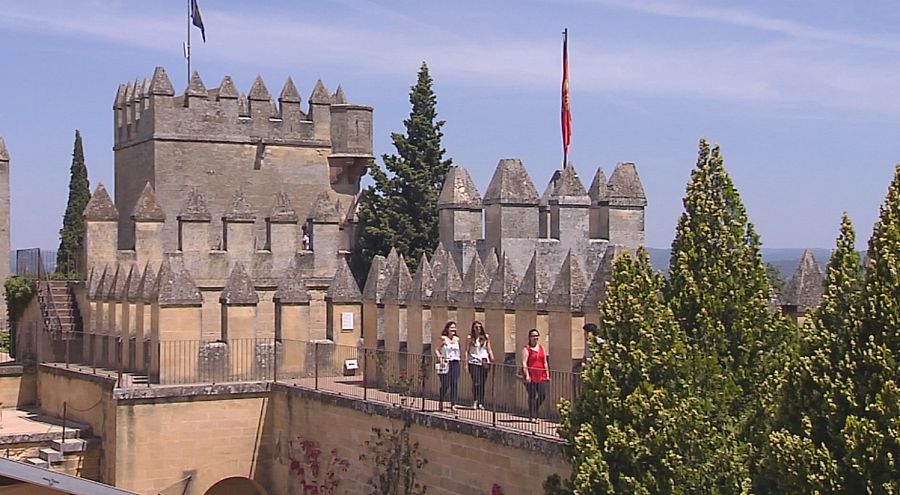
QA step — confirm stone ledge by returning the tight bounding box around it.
[39,364,117,388]
[0,364,25,376]
[270,382,565,457]
[114,381,271,402]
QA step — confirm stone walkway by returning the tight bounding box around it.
[42,363,564,439]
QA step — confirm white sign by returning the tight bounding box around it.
[341,312,354,331]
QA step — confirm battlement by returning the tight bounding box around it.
[84,182,349,288]
[438,160,647,275]
[113,67,373,155]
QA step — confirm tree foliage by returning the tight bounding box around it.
[554,139,802,494]
[559,248,750,494]
[4,275,36,358]
[359,422,427,495]
[760,167,900,494]
[56,130,91,275]
[667,140,793,417]
[354,62,452,281]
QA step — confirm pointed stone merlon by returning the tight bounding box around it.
[220,262,259,340]
[222,190,255,253]
[601,163,647,251]
[549,163,590,244]
[588,168,607,239]
[177,187,212,253]
[327,258,363,346]
[483,158,540,250]
[131,182,166,267]
[782,249,825,313]
[308,192,343,276]
[84,183,119,272]
[438,166,483,248]
[266,191,299,253]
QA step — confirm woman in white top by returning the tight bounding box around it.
[467,321,494,410]
[435,321,461,411]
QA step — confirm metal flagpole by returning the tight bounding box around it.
[186,0,191,85]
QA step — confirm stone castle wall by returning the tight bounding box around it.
[112,67,372,251]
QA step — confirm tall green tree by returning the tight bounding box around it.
[354,62,452,280]
[761,166,900,494]
[557,248,750,494]
[56,130,91,275]
[848,164,900,492]
[757,213,861,493]
[666,139,793,421]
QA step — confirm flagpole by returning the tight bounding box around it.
[186,0,192,85]
[561,28,571,169]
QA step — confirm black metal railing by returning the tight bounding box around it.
[53,337,578,438]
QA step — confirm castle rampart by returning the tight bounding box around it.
[112,67,373,251]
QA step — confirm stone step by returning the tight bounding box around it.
[53,438,88,453]
[38,447,63,463]
[26,457,49,468]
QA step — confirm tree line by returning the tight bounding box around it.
[553,141,900,494]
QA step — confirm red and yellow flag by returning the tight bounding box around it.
[561,29,572,164]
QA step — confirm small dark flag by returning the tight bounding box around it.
[191,0,206,42]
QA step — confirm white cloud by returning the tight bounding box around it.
[2,0,900,115]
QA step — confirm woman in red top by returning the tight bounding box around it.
[521,328,549,421]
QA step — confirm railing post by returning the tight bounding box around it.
[314,341,319,391]
[62,402,67,442]
[362,350,367,401]
[491,366,496,427]
[420,354,426,412]
[65,332,70,369]
[273,339,278,383]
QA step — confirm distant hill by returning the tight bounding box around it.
[646,247,835,280]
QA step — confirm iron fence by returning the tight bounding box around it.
[44,337,580,438]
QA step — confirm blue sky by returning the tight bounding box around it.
[1,0,899,251]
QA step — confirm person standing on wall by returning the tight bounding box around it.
[521,328,550,421]
[435,321,461,412]
[467,321,494,410]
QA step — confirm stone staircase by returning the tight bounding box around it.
[36,281,82,334]
[26,437,99,475]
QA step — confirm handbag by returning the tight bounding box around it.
[481,357,490,369]
[435,358,449,375]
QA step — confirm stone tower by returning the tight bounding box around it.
[112,67,373,250]
[0,137,9,322]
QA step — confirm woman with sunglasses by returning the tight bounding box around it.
[467,321,494,410]
[521,328,549,421]
[435,321,461,412]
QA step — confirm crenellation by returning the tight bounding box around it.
[184,71,208,106]
[64,65,648,388]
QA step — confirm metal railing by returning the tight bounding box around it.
[52,337,579,438]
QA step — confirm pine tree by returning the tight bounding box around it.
[667,139,793,418]
[557,248,749,494]
[761,167,900,494]
[354,62,452,280]
[758,213,861,493]
[56,130,91,275]
[848,164,900,492]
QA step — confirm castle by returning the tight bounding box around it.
[2,66,653,494]
[11,65,650,379]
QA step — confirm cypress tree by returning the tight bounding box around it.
[558,248,749,494]
[847,164,900,492]
[56,130,91,275]
[759,213,861,493]
[354,62,452,280]
[667,139,793,417]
